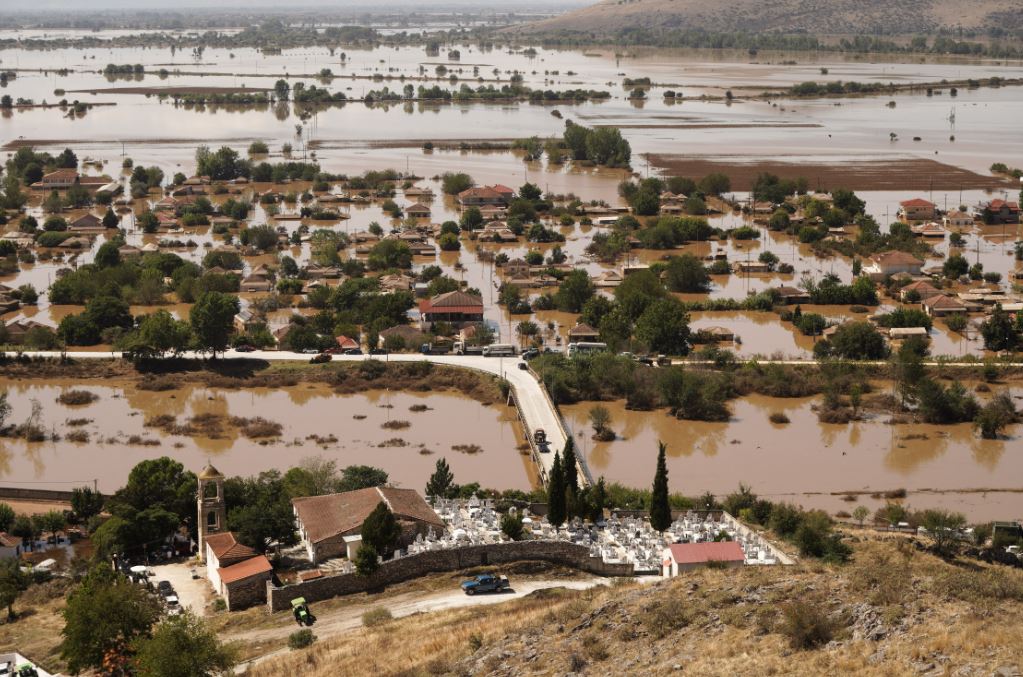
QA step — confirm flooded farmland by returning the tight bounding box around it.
[562,385,1023,522]
[0,379,535,492]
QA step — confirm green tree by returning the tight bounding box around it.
[102,208,120,229]
[94,241,121,268]
[0,558,29,621]
[852,506,870,526]
[338,465,388,492]
[635,298,691,355]
[0,502,14,533]
[36,510,66,543]
[225,471,297,552]
[980,304,1020,352]
[361,502,402,557]
[664,254,710,292]
[553,270,595,312]
[108,457,197,527]
[459,207,483,231]
[943,253,969,279]
[650,442,671,532]
[598,307,633,352]
[546,451,566,528]
[501,512,524,541]
[425,458,455,499]
[441,172,474,195]
[132,611,235,677]
[974,392,1018,439]
[367,239,412,270]
[70,487,104,524]
[828,322,888,360]
[920,509,967,556]
[614,269,665,321]
[190,291,240,355]
[60,565,161,674]
[354,544,379,576]
[131,310,194,357]
[562,438,579,496]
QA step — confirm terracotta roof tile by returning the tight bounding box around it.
[293,487,443,545]
[205,532,257,566]
[667,541,745,565]
[218,554,272,585]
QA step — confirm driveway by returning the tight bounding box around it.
[149,560,212,616]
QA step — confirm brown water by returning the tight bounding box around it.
[0,379,535,492]
[562,386,1023,521]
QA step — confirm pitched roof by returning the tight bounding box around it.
[204,532,258,566]
[900,198,935,208]
[292,487,443,545]
[667,541,745,565]
[42,168,78,181]
[873,251,923,266]
[0,532,21,548]
[218,554,272,585]
[988,199,1020,211]
[420,290,484,315]
[568,322,599,337]
[922,294,967,309]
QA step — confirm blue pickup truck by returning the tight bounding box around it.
[460,574,510,595]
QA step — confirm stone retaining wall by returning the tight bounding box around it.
[266,540,633,612]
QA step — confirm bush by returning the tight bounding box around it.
[361,607,393,627]
[779,600,838,650]
[288,629,316,649]
[768,412,790,424]
[57,390,99,406]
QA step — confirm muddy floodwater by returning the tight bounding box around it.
[0,379,535,492]
[562,387,1023,522]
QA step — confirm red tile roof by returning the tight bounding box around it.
[989,199,1020,211]
[873,251,923,266]
[218,554,272,585]
[205,532,258,566]
[0,532,21,548]
[293,487,443,545]
[900,198,935,208]
[667,541,745,565]
[419,290,484,315]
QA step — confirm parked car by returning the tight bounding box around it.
[461,574,509,595]
[342,348,364,355]
[235,345,256,353]
[369,348,388,355]
[516,361,528,370]
[156,581,174,597]
[521,348,540,360]
[164,595,181,616]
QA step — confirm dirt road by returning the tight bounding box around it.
[231,577,609,672]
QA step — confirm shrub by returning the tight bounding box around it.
[57,390,99,406]
[288,629,316,649]
[768,412,790,424]
[361,607,393,627]
[779,600,838,650]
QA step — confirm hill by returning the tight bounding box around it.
[248,535,1023,676]
[507,0,1023,39]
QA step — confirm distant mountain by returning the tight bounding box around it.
[508,0,1023,37]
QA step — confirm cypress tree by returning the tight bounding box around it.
[547,451,566,527]
[425,457,455,499]
[650,441,671,532]
[562,437,579,494]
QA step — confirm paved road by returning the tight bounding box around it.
[230,576,611,673]
[26,349,577,485]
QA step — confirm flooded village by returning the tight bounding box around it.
[0,2,1022,675]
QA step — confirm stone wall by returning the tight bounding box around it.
[266,540,633,612]
[225,572,271,611]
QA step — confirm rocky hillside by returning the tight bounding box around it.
[250,534,1023,676]
[508,0,1023,38]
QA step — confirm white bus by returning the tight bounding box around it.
[481,343,517,357]
[567,342,608,357]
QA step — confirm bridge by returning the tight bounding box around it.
[26,350,589,489]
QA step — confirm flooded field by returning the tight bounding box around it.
[562,385,1023,521]
[0,379,535,492]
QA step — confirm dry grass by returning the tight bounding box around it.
[243,537,1023,677]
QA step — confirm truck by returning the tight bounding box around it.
[453,340,485,356]
[481,344,516,357]
[419,342,452,355]
[460,573,509,595]
[533,428,549,452]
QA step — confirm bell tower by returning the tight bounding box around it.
[197,463,226,562]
